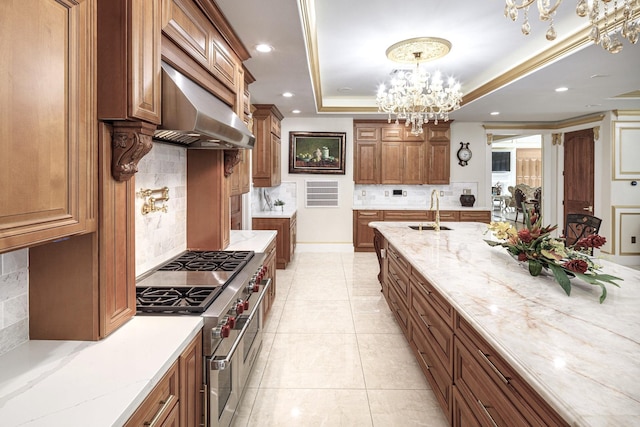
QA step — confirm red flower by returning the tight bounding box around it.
[574,234,606,250]
[517,252,528,262]
[563,259,589,274]
[518,229,533,243]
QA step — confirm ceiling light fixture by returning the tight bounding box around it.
[255,44,273,53]
[376,37,463,136]
[490,111,501,115]
[555,86,569,92]
[292,109,301,114]
[282,92,293,97]
[503,0,639,53]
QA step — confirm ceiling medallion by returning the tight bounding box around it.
[504,0,639,53]
[376,37,462,136]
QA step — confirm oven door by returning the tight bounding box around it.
[207,278,271,427]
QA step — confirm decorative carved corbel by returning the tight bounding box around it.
[486,133,493,145]
[111,121,155,181]
[224,149,241,177]
[593,126,600,141]
[552,133,562,146]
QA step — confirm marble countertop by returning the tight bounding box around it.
[227,230,277,252]
[252,207,297,219]
[353,205,490,211]
[0,316,203,427]
[371,221,640,426]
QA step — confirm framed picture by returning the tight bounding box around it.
[289,131,346,174]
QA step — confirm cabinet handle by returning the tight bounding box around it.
[418,351,431,370]
[143,395,176,427]
[477,350,510,385]
[416,280,431,296]
[418,313,431,330]
[476,399,499,427]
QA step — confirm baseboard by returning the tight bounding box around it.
[295,243,355,253]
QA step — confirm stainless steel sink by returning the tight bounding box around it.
[408,225,452,231]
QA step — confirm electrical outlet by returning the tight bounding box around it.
[632,236,637,244]
[403,191,407,196]
[385,191,389,197]
[463,189,471,195]
[440,191,444,197]
[361,190,366,196]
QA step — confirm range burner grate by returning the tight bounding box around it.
[136,286,222,314]
[158,250,254,272]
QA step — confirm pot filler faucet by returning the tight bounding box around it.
[430,189,441,231]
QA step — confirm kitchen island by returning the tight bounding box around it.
[371,221,640,426]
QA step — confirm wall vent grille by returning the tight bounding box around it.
[305,180,339,208]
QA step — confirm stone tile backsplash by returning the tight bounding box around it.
[135,142,188,277]
[252,182,298,213]
[353,182,479,209]
[0,248,29,356]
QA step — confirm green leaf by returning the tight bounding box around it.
[528,260,542,276]
[548,263,572,296]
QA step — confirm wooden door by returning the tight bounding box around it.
[564,129,595,228]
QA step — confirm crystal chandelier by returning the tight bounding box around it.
[376,37,463,136]
[504,0,640,53]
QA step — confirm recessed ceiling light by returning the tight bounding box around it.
[590,74,610,79]
[255,44,273,53]
[337,87,352,93]
[555,87,569,92]
[282,92,293,98]
[585,104,602,108]
[292,109,301,114]
[490,111,500,116]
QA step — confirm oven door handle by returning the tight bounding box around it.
[210,278,272,371]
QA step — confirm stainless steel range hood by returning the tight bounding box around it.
[154,62,255,149]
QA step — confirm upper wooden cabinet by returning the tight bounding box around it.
[354,120,451,185]
[98,0,162,124]
[0,0,97,254]
[252,104,283,188]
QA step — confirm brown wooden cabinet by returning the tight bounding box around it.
[126,331,203,427]
[98,0,162,125]
[353,210,383,252]
[179,330,203,427]
[376,232,568,426]
[0,0,97,254]
[252,213,296,269]
[354,210,489,251]
[252,104,283,188]
[262,238,277,320]
[354,120,450,185]
[29,123,136,341]
[426,123,452,184]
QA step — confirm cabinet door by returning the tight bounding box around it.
[354,141,381,184]
[353,210,382,252]
[404,141,426,184]
[98,0,161,124]
[1,0,96,253]
[125,360,180,427]
[381,141,403,184]
[180,331,203,427]
[271,134,282,187]
[427,140,451,185]
[161,0,212,69]
[253,217,290,269]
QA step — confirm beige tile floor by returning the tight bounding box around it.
[231,252,449,427]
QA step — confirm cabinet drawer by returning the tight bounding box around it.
[386,280,410,338]
[125,360,179,427]
[459,211,491,223]
[355,126,379,141]
[381,127,403,141]
[456,317,569,426]
[383,210,430,221]
[439,210,460,221]
[410,277,454,375]
[387,247,410,302]
[411,269,455,328]
[411,319,452,420]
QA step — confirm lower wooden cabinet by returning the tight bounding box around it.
[380,235,568,426]
[354,209,491,251]
[262,238,277,320]
[126,330,203,427]
[252,212,296,269]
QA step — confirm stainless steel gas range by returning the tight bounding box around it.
[136,250,271,427]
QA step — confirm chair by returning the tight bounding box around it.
[514,187,527,223]
[532,187,541,216]
[564,214,602,253]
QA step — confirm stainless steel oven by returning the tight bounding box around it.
[208,277,270,427]
[136,250,270,427]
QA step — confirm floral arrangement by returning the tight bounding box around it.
[485,208,622,303]
[273,199,285,207]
